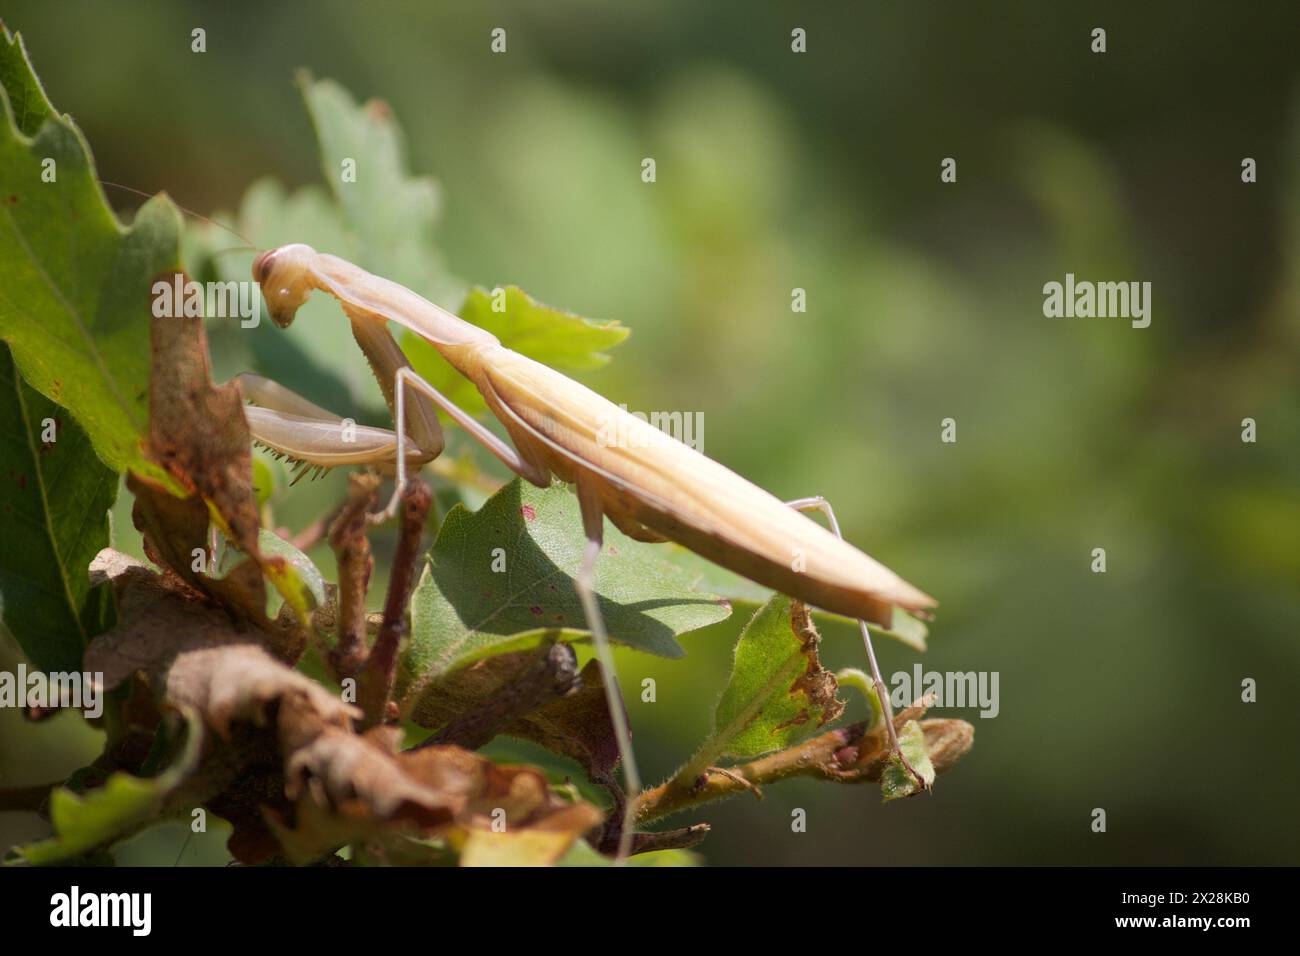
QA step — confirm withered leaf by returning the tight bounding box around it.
[399,745,603,867]
[512,660,623,782]
[132,296,319,627]
[454,803,604,867]
[85,550,348,733]
[270,737,602,866]
[83,549,603,866]
[411,648,623,785]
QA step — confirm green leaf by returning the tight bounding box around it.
[298,72,454,302]
[252,527,327,614]
[0,344,117,672]
[880,720,936,802]
[6,711,203,865]
[870,609,929,653]
[557,839,699,868]
[705,595,844,762]
[399,479,731,717]
[0,28,182,477]
[405,286,629,417]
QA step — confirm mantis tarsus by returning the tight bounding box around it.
[245,242,938,861]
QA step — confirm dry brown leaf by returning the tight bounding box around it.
[266,725,463,865]
[454,802,605,867]
[145,285,261,558]
[85,550,350,734]
[127,292,317,648]
[400,745,603,867]
[512,660,623,781]
[269,736,603,866]
[413,649,622,783]
[84,548,604,866]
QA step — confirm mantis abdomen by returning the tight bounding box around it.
[465,344,936,628]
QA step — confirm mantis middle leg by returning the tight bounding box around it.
[575,476,641,864]
[785,496,927,790]
[382,365,643,861]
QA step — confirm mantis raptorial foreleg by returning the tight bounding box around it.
[236,372,436,477]
[235,313,447,477]
[786,496,926,790]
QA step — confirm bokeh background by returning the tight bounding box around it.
[1,0,1297,865]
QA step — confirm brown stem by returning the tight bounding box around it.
[705,766,763,800]
[357,479,431,729]
[328,474,380,679]
[630,823,711,855]
[0,782,56,814]
[635,699,973,824]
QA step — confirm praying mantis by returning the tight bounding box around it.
[242,242,938,861]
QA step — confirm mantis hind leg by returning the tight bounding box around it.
[575,476,641,863]
[785,496,928,791]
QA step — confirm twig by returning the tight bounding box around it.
[593,770,629,856]
[630,823,711,855]
[635,698,973,824]
[357,479,431,729]
[327,474,379,678]
[0,782,56,814]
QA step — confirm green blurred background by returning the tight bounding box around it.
[1,0,1297,865]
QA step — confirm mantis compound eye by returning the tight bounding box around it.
[252,249,276,285]
[252,244,317,328]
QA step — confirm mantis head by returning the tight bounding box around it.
[253,243,318,327]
